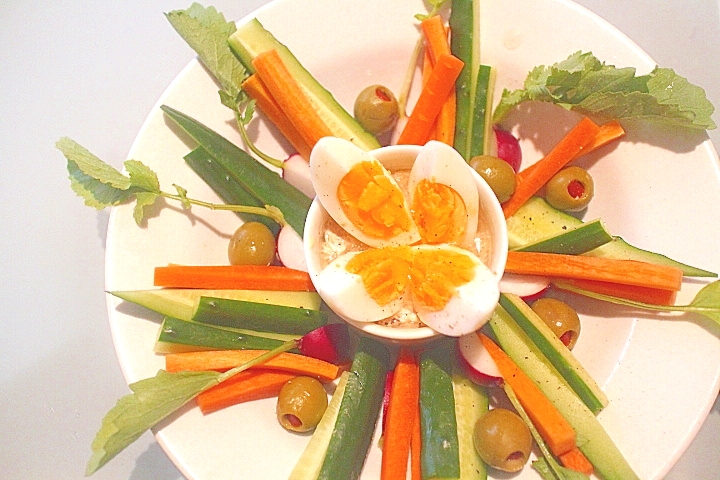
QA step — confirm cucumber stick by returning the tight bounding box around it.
[161,105,312,237]
[514,218,612,255]
[507,196,716,276]
[452,370,488,480]
[420,345,460,479]
[155,317,293,353]
[229,18,380,152]
[109,288,321,322]
[489,306,640,480]
[499,293,608,413]
[289,371,350,480]
[317,337,389,480]
[192,297,327,335]
[450,0,496,159]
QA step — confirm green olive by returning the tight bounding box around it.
[353,85,399,136]
[473,408,532,472]
[544,166,594,212]
[469,155,517,203]
[531,297,581,349]
[227,222,276,266]
[276,376,328,433]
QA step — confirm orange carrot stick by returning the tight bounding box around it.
[478,334,576,457]
[558,446,594,476]
[516,120,625,183]
[502,117,601,218]
[251,49,333,148]
[505,251,683,291]
[420,16,455,145]
[381,348,420,480]
[397,52,464,146]
[422,49,437,141]
[410,399,422,480]
[153,265,316,291]
[554,278,678,305]
[242,74,313,159]
[165,349,341,382]
[197,368,296,414]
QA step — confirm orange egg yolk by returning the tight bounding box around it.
[411,179,468,244]
[337,161,413,239]
[346,245,476,311]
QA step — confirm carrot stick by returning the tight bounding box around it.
[397,52,464,146]
[505,251,683,291]
[516,120,625,183]
[197,368,296,414]
[153,265,316,291]
[251,49,333,148]
[420,16,456,145]
[558,446,594,476]
[242,74,313,159]
[165,349,341,382]
[410,399,422,480]
[478,334,576,457]
[381,348,420,480]
[502,117,601,218]
[422,49,437,141]
[553,278,678,306]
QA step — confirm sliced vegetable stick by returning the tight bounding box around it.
[422,49,437,141]
[478,333,576,457]
[381,348,420,480]
[153,264,316,291]
[411,398,422,480]
[197,368,296,414]
[516,120,625,182]
[505,251,683,291]
[558,446,595,476]
[421,16,455,145]
[502,117,600,218]
[242,74,313,160]
[397,52,464,146]
[421,15,451,62]
[251,49,333,148]
[554,278,678,306]
[165,349,341,382]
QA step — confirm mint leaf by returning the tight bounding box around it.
[124,159,160,193]
[494,51,716,130]
[58,137,134,209]
[688,281,720,324]
[165,3,247,101]
[86,369,222,476]
[132,192,160,225]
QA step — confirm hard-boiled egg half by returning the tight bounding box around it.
[308,138,501,337]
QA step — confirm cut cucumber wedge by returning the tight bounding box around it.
[513,218,612,255]
[507,196,716,277]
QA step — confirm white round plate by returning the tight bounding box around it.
[105,0,720,478]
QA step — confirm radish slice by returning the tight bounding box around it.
[493,127,522,172]
[283,153,315,198]
[499,272,550,300]
[277,224,308,272]
[457,333,503,386]
[297,323,351,364]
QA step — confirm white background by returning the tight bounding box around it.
[1,1,718,478]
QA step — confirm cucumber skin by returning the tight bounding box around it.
[229,18,380,152]
[499,294,608,413]
[156,317,286,352]
[514,218,612,255]
[192,297,327,335]
[420,345,461,480]
[489,306,640,480]
[507,196,716,277]
[317,337,389,480]
[451,370,488,480]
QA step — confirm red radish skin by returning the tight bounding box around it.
[499,272,550,300]
[283,153,315,198]
[494,126,522,172]
[277,224,308,272]
[381,370,394,435]
[297,323,351,365]
[457,333,503,386]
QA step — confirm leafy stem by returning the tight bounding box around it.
[160,189,286,225]
[232,96,285,169]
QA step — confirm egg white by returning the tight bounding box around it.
[309,137,421,248]
[314,251,406,323]
[408,140,479,247]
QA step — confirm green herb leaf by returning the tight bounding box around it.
[494,51,716,130]
[165,3,247,100]
[124,159,160,193]
[688,281,720,323]
[85,369,222,476]
[173,184,191,210]
[132,192,160,225]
